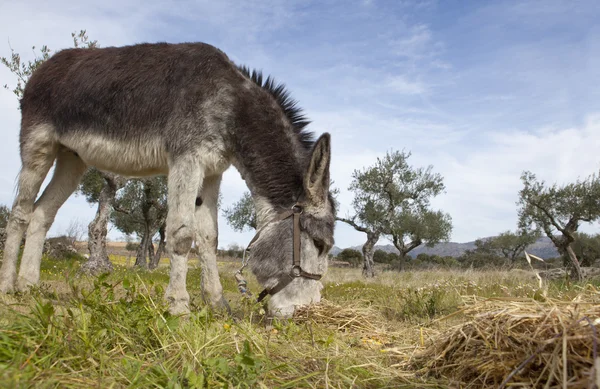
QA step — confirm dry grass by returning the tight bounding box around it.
[323,266,538,288]
[402,288,600,388]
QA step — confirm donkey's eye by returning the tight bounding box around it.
[313,239,326,256]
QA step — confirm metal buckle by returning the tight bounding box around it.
[291,266,302,277]
[291,204,303,214]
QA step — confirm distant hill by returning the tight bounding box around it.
[330,236,560,259]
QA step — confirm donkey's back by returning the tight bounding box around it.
[21,42,242,175]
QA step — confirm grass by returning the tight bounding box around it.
[0,255,598,388]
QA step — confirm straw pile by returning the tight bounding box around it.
[294,299,387,334]
[408,296,600,388]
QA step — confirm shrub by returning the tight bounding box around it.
[337,248,363,268]
[125,241,140,251]
[373,249,396,264]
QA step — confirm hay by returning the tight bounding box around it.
[293,299,387,334]
[408,294,600,388]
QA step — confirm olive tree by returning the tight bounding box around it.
[112,177,168,269]
[470,229,540,267]
[77,170,124,274]
[518,170,600,281]
[350,150,452,270]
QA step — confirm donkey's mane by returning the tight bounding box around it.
[237,65,314,150]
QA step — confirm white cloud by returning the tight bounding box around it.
[386,75,427,95]
[432,114,600,242]
[390,24,433,59]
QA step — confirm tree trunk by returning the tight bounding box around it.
[135,227,150,269]
[565,244,584,282]
[362,231,379,278]
[149,224,166,270]
[397,253,407,271]
[80,175,117,275]
[391,236,417,271]
[148,241,155,261]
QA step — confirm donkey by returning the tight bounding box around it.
[0,42,335,318]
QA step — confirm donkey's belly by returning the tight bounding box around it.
[59,134,169,177]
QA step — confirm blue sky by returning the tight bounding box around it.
[0,0,599,249]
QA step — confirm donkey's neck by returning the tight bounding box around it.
[232,117,310,228]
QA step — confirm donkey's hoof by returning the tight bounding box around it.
[216,295,232,315]
[168,304,191,317]
[0,279,16,294]
[203,293,232,315]
[167,298,191,317]
[16,278,35,293]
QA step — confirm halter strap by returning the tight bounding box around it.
[237,204,322,303]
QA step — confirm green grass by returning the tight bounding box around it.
[0,257,595,388]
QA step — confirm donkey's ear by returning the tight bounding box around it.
[304,133,331,205]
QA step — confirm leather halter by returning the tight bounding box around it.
[236,204,323,303]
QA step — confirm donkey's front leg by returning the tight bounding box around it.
[195,174,230,313]
[165,154,203,316]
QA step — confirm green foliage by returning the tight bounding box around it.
[77,168,107,203]
[484,229,540,262]
[457,249,508,269]
[337,248,363,267]
[411,253,459,269]
[0,44,50,98]
[373,249,396,264]
[0,204,8,229]
[570,232,600,267]
[202,340,265,387]
[223,191,257,232]
[39,254,83,277]
[125,241,140,252]
[70,29,98,49]
[349,150,452,258]
[218,243,245,258]
[400,287,447,320]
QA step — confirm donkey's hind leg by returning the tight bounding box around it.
[195,174,230,313]
[0,126,57,293]
[165,154,203,315]
[17,149,87,291]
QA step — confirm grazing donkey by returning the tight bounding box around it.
[0,42,335,318]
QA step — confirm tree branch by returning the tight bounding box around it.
[403,238,422,256]
[112,204,131,215]
[527,197,566,236]
[392,235,405,255]
[336,217,369,233]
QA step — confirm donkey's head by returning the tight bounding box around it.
[249,133,335,318]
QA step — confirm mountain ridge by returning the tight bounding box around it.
[330,236,560,259]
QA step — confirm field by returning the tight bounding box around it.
[0,255,598,388]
